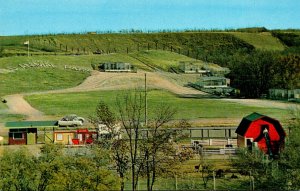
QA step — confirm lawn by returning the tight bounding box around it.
[25,90,288,123]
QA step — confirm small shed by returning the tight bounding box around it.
[235,112,285,156]
[5,121,57,145]
[196,77,230,88]
[178,61,210,75]
[98,62,132,72]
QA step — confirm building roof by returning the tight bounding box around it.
[235,112,285,138]
[200,76,227,81]
[5,121,58,129]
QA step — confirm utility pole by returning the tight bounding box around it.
[145,73,147,127]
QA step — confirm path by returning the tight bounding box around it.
[3,71,205,120]
[3,94,44,120]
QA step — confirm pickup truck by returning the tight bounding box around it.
[58,114,85,127]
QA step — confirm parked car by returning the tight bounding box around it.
[58,114,85,127]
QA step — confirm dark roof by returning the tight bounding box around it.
[244,112,264,121]
[5,121,58,128]
[235,112,285,138]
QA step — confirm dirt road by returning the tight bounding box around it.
[3,71,205,120]
[3,94,44,120]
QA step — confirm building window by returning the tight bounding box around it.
[13,132,23,139]
[56,134,63,141]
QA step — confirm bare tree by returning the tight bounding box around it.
[92,90,188,191]
[116,90,145,191]
[89,101,129,191]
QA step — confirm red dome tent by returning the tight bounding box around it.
[235,112,286,157]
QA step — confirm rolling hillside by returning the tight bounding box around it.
[1,31,287,57]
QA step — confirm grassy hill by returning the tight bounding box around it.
[1,31,283,57]
[229,32,285,51]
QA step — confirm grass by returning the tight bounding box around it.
[0,67,89,97]
[25,90,289,123]
[1,31,283,58]
[230,32,285,51]
[130,50,198,70]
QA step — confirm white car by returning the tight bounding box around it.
[58,114,85,127]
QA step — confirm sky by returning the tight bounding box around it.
[0,0,299,36]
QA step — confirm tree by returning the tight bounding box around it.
[228,51,276,98]
[0,47,4,57]
[92,89,187,191]
[272,54,300,89]
[115,90,146,191]
[0,144,119,191]
[90,100,129,191]
[0,147,37,191]
[116,90,189,191]
[36,143,65,191]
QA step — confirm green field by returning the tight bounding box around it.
[25,90,288,123]
[230,32,285,51]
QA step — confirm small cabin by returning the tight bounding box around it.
[235,112,285,156]
[5,121,57,145]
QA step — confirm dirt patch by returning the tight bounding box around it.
[35,71,206,95]
[3,94,44,120]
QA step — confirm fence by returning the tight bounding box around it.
[191,138,237,147]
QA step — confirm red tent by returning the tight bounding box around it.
[235,112,286,156]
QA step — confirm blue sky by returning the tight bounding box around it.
[0,0,299,35]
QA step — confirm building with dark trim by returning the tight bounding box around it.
[235,112,285,156]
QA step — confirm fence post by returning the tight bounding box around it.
[213,171,216,190]
[175,175,177,190]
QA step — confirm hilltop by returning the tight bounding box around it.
[0,30,287,59]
